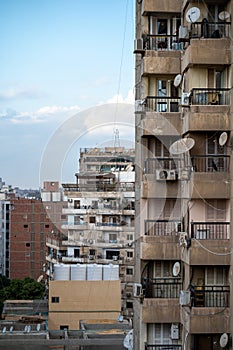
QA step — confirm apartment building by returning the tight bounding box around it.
[134,1,232,349]
[60,147,135,318]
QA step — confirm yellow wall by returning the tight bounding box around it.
[48,280,121,330]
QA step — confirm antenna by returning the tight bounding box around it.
[186,7,200,23]
[220,333,228,348]
[219,132,228,146]
[172,262,181,276]
[114,128,120,148]
[169,138,195,155]
[123,329,133,350]
[219,11,230,21]
[174,74,182,88]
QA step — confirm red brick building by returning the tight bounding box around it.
[9,198,51,280]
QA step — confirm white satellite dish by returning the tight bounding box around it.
[174,74,182,88]
[169,138,195,155]
[219,11,230,21]
[186,7,201,23]
[219,132,228,146]
[172,262,181,276]
[220,333,228,348]
[123,329,133,350]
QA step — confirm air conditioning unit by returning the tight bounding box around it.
[179,25,188,39]
[180,290,191,306]
[112,255,118,261]
[134,38,144,52]
[88,255,94,260]
[135,99,146,112]
[156,169,177,181]
[133,283,143,297]
[171,324,179,340]
[179,232,188,247]
[178,168,190,180]
[181,92,191,106]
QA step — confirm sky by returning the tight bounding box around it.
[0,0,135,189]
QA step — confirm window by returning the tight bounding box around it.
[106,250,120,260]
[74,249,80,258]
[205,200,226,221]
[126,301,133,309]
[24,224,28,228]
[51,296,60,303]
[25,243,30,247]
[126,268,133,275]
[45,224,50,228]
[154,261,174,278]
[127,234,133,241]
[127,251,133,258]
[89,216,96,224]
[109,233,117,243]
[60,325,68,330]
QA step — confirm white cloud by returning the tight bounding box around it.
[0,87,45,100]
[105,88,134,104]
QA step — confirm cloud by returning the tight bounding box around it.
[0,105,81,124]
[105,88,134,104]
[0,87,46,101]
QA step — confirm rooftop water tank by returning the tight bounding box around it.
[103,264,119,280]
[53,264,70,280]
[87,264,102,280]
[71,264,87,280]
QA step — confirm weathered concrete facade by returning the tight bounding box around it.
[134,0,232,349]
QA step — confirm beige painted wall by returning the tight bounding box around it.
[49,280,121,330]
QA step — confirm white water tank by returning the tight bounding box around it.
[71,264,87,280]
[87,264,103,280]
[103,264,119,280]
[53,264,70,280]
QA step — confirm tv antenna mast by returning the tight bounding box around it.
[114,128,120,148]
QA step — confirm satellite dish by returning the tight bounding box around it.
[123,329,133,350]
[172,262,181,276]
[174,74,182,88]
[219,132,228,146]
[219,11,230,21]
[220,333,228,348]
[37,275,43,283]
[186,7,201,23]
[169,138,195,155]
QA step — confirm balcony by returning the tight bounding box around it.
[189,22,231,40]
[190,155,230,199]
[191,222,230,240]
[143,277,182,299]
[145,219,181,237]
[145,345,181,350]
[141,0,181,15]
[190,88,230,106]
[191,285,230,308]
[142,51,180,76]
[143,96,180,112]
[143,34,182,51]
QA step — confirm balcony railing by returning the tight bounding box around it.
[191,222,230,240]
[144,158,180,174]
[191,285,230,307]
[143,277,182,298]
[191,155,230,172]
[145,345,181,350]
[145,220,181,236]
[190,21,231,39]
[190,88,230,105]
[143,34,182,51]
[63,182,134,192]
[143,96,180,112]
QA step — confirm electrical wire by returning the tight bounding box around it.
[193,238,233,255]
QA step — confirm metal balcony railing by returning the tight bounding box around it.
[145,345,181,350]
[143,277,182,298]
[191,155,230,173]
[191,222,230,240]
[145,220,182,236]
[190,88,230,105]
[143,96,180,112]
[190,21,231,39]
[143,34,182,51]
[191,285,230,307]
[144,157,180,174]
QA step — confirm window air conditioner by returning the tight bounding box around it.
[156,169,176,181]
[133,283,143,297]
[134,38,144,52]
[171,324,179,340]
[112,255,118,261]
[180,290,191,306]
[179,26,188,39]
[181,92,191,106]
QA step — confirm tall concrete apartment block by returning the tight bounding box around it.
[134,1,232,349]
[61,147,135,318]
